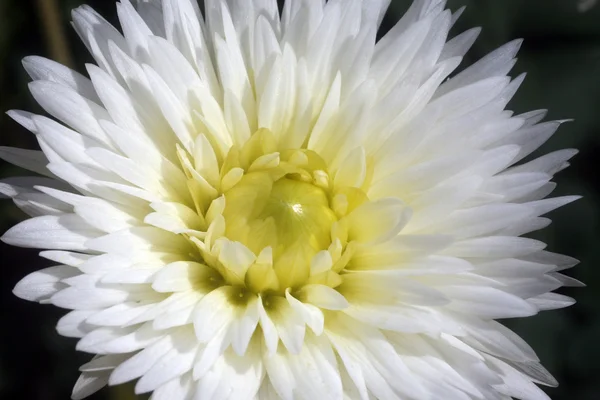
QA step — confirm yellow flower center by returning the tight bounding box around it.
[173,129,401,298]
[223,175,337,259]
[222,172,339,292]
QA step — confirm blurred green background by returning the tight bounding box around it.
[0,0,598,399]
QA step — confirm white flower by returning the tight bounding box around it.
[0,0,581,399]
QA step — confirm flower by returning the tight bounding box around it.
[0,0,581,399]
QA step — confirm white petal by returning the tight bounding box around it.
[72,370,110,400]
[136,328,198,393]
[490,358,551,400]
[71,5,129,82]
[334,147,367,189]
[299,284,349,310]
[195,344,264,400]
[437,39,521,97]
[79,353,131,372]
[446,237,546,258]
[86,227,191,256]
[193,286,237,343]
[57,310,96,338]
[440,285,538,319]
[346,198,412,244]
[528,293,575,311]
[2,214,100,250]
[257,295,279,355]
[86,302,156,326]
[79,322,164,354]
[29,80,113,147]
[440,27,480,60]
[327,314,426,399]
[52,286,130,310]
[152,261,208,293]
[230,295,260,356]
[151,374,193,400]
[0,147,52,177]
[262,295,305,354]
[23,56,99,101]
[217,241,256,284]
[285,290,324,335]
[117,0,153,59]
[40,250,91,266]
[109,335,172,385]
[265,332,343,400]
[13,266,78,302]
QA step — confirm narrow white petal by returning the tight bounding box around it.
[0,147,52,177]
[57,310,96,338]
[13,266,78,302]
[136,329,198,393]
[109,335,172,385]
[230,295,260,356]
[193,286,236,343]
[79,353,131,372]
[23,56,99,101]
[72,370,110,400]
[285,290,325,335]
[299,284,349,310]
[2,214,100,250]
[263,296,305,354]
[29,80,113,146]
[346,198,412,244]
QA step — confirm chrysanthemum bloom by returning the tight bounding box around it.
[1,0,582,398]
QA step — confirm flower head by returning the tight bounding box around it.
[1,0,581,399]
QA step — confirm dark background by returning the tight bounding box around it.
[0,0,598,399]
